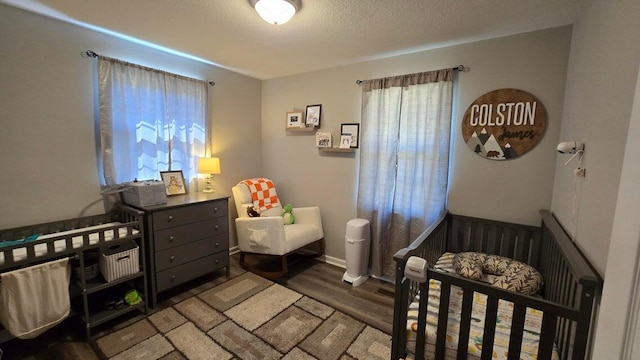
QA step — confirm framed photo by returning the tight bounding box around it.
[341,123,360,148]
[286,111,304,128]
[315,132,332,148]
[160,170,187,196]
[339,134,352,149]
[305,104,322,128]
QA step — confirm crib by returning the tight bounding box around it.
[391,210,602,360]
[0,203,147,338]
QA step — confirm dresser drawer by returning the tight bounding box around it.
[155,252,229,292]
[153,217,228,251]
[152,199,227,230]
[154,236,227,271]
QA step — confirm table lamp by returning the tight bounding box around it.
[197,157,221,193]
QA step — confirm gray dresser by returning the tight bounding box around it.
[137,193,230,307]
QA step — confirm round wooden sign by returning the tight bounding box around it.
[461,88,547,160]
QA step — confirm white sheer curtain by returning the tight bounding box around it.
[97,57,207,186]
[357,69,453,279]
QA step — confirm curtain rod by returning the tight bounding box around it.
[355,64,465,85]
[81,50,216,86]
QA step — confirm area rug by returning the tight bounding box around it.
[92,272,391,360]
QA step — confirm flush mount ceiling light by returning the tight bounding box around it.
[249,0,301,25]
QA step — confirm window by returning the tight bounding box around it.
[357,69,453,278]
[97,56,207,186]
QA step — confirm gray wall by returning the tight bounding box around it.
[261,27,571,263]
[0,4,263,239]
[555,0,640,357]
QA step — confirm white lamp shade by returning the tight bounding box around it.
[197,157,221,174]
[253,0,298,25]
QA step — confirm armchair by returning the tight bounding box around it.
[232,178,324,278]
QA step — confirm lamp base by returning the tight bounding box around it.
[202,174,215,193]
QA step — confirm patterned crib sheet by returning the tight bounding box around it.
[405,252,559,360]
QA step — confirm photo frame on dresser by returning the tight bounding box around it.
[160,170,187,196]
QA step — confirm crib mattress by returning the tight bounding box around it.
[0,223,138,265]
[406,252,559,360]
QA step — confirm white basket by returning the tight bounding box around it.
[99,241,139,282]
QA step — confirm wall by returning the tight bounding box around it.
[551,0,640,277]
[553,0,640,357]
[262,27,572,262]
[0,4,263,243]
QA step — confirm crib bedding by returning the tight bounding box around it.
[0,223,138,265]
[405,252,559,360]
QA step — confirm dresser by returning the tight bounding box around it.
[136,193,230,307]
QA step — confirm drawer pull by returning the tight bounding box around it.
[169,236,175,242]
[215,242,219,248]
[213,207,218,213]
[168,215,173,222]
[214,225,219,231]
[215,259,219,265]
[170,255,175,262]
[171,275,176,281]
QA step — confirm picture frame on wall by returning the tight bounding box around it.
[315,132,332,148]
[340,123,360,148]
[160,170,187,196]
[305,104,322,128]
[286,111,304,128]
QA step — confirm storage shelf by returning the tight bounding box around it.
[85,301,146,329]
[79,271,145,295]
[319,147,354,153]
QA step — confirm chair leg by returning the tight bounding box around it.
[238,239,325,279]
[239,251,288,279]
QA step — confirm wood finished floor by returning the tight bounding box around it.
[0,252,396,359]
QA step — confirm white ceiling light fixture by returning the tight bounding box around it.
[249,0,301,25]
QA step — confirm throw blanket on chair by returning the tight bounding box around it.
[241,178,281,212]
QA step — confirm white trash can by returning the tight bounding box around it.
[342,218,371,286]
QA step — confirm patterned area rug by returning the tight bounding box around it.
[92,272,391,360]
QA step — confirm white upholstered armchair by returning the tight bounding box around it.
[232,178,324,278]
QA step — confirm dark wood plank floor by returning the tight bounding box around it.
[0,252,396,359]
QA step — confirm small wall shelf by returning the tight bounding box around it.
[319,147,354,153]
[286,127,316,132]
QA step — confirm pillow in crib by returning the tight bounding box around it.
[453,252,543,296]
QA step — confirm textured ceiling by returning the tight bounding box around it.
[2,0,583,79]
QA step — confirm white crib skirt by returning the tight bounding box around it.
[0,257,71,339]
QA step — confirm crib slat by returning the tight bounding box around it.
[507,304,526,360]
[456,289,474,360]
[481,296,499,360]
[538,311,557,359]
[486,224,498,255]
[435,282,452,359]
[415,281,429,360]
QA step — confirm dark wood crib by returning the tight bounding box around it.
[391,210,602,360]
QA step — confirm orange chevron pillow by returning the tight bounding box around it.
[453,252,543,296]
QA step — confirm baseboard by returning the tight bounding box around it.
[229,245,346,269]
[321,255,346,269]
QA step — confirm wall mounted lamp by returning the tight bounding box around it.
[249,0,301,25]
[197,157,221,193]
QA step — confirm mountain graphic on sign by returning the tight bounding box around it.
[466,131,486,156]
[478,128,490,144]
[503,142,519,159]
[483,134,505,159]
